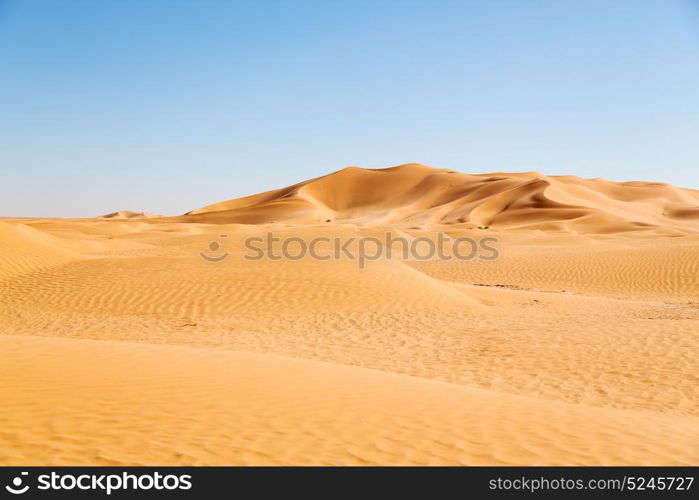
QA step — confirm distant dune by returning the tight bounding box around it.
[100,210,161,219]
[181,164,699,234]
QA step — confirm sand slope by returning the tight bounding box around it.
[0,222,79,279]
[1,335,696,465]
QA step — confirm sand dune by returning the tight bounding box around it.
[1,164,697,465]
[182,164,699,234]
[100,210,161,219]
[0,222,79,279]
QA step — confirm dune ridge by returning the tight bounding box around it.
[181,164,699,234]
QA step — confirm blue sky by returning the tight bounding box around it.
[1,0,698,217]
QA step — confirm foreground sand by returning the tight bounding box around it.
[2,335,696,465]
[1,166,698,464]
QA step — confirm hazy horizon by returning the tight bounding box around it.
[2,0,699,217]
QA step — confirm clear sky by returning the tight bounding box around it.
[1,0,698,217]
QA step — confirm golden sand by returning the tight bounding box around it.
[1,164,697,465]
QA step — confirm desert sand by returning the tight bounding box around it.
[1,164,698,465]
